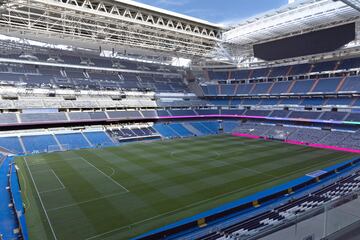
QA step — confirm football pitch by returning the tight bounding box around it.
[16,135,357,240]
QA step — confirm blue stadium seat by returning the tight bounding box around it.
[83,132,115,147]
[230,99,242,106]
[231,70,250,80]
[221,109,245,115]
[346,113,360,122]
[190,122,216,135]
[242,99,261,105]
[289,111,321,119]
[157,110,171,116]
[223,121,240,133]
[195,109,220,115]
[55,133,91,149]
[206,85,218,95]
[169,110,197,116]
[220,84,235,95]
[311,61,337,73]
[289,64,311,75]
[245,110,271,116]
[301,98,325,106]
[338,58,360,70]
[269,66,289,77]
[251,68,270,78]
[209,99,229,106]
[208,70,228,80]
[326,98,353,106]
[168,124,194,137]
[269,110,290,118]
[280,98,302,105]
[340,76,360,92]
[236,84,254,95]
[153,124,179,138]
[260,99,279,105]
[201,121,219,133]
[251,82,272,94]
[270,81,291,94]
[320,112,347,121]
[290,79,315,94]
[0,137,24,154]
[22,135,58,153]
[312,77,341,93]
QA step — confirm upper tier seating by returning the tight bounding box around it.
[252,68,270,78]
[220,84,236,95]
[290,79,315,94]
[107,111,142,119]
[230,70,251,80]
[207,57,360,82]
[269,66,289,77]
[337,57,360,70]
[311,60,337,73]
[289,63,311,75]
[0,114,18,125]
[320,112,348,121]
[270,81,291,94]
[312,77,341,93]
[251,82,272,94]
[340,76,360,92]
[346,113,360,122]
[195,109,220,115]
[326,98,354,106]
[289,111,321,119]
[20,113,67,123]
[168,110,197,116]
[236,84,254,95]
[269,110,291,118]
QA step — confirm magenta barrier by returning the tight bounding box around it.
[231,133,262,139]
[308,143,360,154]
[158,114,267,120]
[232,133,360,154]
[284,140,360,153]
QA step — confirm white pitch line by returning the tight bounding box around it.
[39,188,65,194]
[24,157,58,240]
[85,176,280,240]
[242,167,276,178]
[50,169,65,189]
[84,154,338,240]
[47,191,128,212]
[79,157,129,193]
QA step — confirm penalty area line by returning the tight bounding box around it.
[79,156,129,193]
[24,157,58,240]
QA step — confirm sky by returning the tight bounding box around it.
[134,0,289,26]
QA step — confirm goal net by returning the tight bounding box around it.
[269,130,290,141]
[47,144,70,153]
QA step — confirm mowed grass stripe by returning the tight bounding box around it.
[16,135,357,240]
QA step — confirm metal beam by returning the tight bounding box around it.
[338,0,360,12]
[0,0,222,58]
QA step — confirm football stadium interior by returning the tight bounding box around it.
[0,0,360,239]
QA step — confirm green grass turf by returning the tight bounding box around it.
[15,135,358,240]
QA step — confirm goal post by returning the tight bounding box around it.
[47,144,70,153]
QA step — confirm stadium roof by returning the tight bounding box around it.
[215,0,360,66]
[0,0,223,59]
[223,0,359,45]
[114,0,222,28]
[0,0,359,65]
